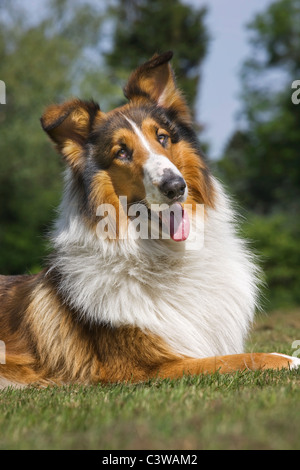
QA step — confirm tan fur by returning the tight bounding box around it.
[0,53,296,388]
[96,125,148,206]
[41,99,101,169]
[172,140,215,208]
[0,274,296,388]
[124,52,192,124]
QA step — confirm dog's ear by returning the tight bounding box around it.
[124,51,192,124]
[41,99,100,169]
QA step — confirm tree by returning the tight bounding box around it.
[216,0,300,308]
[217,0,300,215]
[0,0,120,274]
[105,0,209,117]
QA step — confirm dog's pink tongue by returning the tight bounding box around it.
[170,203,190,242]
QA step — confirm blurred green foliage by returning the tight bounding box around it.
[217,0,300,308]
[0,0,123,274]
[241,214,300,309]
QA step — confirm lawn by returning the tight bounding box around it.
[0,309,299,450]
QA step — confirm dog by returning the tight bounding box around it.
[0,51,299,388]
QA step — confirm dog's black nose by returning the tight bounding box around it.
[159,175,186,201]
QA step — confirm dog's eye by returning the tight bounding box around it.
[157,133,169,148]
[115,147,131,160]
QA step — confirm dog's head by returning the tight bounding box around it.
[41,52,214,241]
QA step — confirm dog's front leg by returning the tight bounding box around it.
[155,352,300,379]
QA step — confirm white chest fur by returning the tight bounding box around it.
[49,175,259,358]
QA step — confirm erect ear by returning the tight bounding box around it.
[41,99,100,169]
[124,51,192,124]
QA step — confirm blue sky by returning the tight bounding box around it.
[186,0,276,159]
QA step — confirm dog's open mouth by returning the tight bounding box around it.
[147,202,190,242]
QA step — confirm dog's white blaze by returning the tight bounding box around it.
[124,117,187,205]
[124,116,154,156]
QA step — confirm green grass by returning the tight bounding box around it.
[0,310,299,450]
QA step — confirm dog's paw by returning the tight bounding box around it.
[271,353,300,370]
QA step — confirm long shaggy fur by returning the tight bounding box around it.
[0,52,298,388]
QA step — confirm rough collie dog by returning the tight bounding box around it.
[0,52,299,388]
